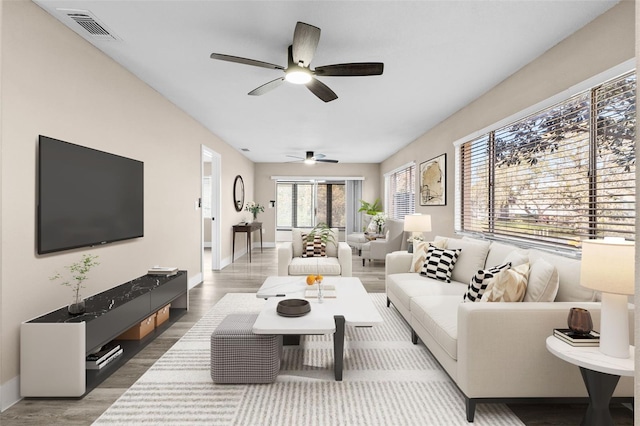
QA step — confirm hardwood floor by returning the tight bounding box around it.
[0,248,632,425]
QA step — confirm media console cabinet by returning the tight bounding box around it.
[20,271,188,397]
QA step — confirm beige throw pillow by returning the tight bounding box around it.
[524,258,559,302]
[481,263,530,303]
[409,240,446,273]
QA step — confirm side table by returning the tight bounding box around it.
[232,222,263,262]
[546,336,634,426]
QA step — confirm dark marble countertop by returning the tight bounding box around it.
[29,271,187,324]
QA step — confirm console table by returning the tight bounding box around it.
[21,271,188,397]
[232,222,263,262]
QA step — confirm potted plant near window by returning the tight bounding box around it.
[307,222,337,250]
[50,254,100,315]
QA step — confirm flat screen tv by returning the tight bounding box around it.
[38,135,144,254]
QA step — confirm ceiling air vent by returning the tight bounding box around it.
[56,9,119,41]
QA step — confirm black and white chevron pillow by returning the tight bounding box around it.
[463,262,512,302]
[420,245,462,283]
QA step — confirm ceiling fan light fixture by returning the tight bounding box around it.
[285,69,312,85]
[304,158,316,165]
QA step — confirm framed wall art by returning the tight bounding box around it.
[419,153,446,206]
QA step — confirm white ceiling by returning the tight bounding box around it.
[33,0,618,163]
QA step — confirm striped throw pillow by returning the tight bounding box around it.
[301,234,326,258]
[464,262,512,302]
[420,245,462,283]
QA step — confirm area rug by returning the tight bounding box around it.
[93,293,524,425]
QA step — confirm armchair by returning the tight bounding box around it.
[278,228,353,277]
[361,218,404,266]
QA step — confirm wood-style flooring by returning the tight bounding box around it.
[0,248,633,425]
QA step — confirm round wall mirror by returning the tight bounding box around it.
[233,175,244,212]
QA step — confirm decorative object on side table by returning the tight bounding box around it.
[50,254,100,315]
[404,214,432,253]
[553,328,600,347]
[580,238,634,358]
[420,153,446,206]
[567,307,593,334]
[245,201,264,221]
[371,212,387,235]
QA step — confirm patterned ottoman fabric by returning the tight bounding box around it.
[211,313,282,384]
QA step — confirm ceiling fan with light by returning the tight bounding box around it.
[287,151,338,164]
[209,21,384,102]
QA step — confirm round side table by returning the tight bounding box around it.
[546,336,634,426]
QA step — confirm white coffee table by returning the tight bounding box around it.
[253,276,383,380]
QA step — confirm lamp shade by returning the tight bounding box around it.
[403,214,432,233]
[580,239,635,295]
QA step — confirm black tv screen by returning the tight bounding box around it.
[38,135,144,254]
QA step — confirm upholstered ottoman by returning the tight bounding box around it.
[210,313,281,384]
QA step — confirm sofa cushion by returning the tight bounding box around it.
[481,263,530,302]
[288,257,341,276]
[484,241,528,269]
[387,273,467,311]
[443,238,491,284]
[464,262,511,302]
[409,240,446,273]
[410,296,461,360]
[420,246,461,283]
[524,257,560,302]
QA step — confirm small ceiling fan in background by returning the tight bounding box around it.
[287,151,338,164]
[210,21,384,102]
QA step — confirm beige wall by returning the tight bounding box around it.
[254,162,381,242]
[381,0,636,239]
[0,0,253,406]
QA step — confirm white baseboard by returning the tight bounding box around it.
[188,273,203,290]
[1,375,21,412]
[203,242,212,248]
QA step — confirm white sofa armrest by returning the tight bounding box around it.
[337,242,352,277]
[456,301,634,398]
[277,242,293,276]
[385,251,413,276]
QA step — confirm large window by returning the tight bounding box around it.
[385,163,416,220]
[457,71,636,250]
[276,181,345,229]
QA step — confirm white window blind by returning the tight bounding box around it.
[386,163,416,220]
[458,71,635,250]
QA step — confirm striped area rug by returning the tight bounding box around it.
[93,293,523,425]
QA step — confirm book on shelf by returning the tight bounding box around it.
[553,328,600,347]
[86,342,121,364]
[148,266,179,276]
[87,348,123,370]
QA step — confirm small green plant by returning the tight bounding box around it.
[307,222,337,249]
[358,198,383,215]
[50,254,100,305]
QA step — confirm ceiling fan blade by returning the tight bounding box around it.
[314,63,384,77]
[306,78,338,103]
[286,154,304,160]
[210,53,284,70]
[248,77,285,96]
[316,158,339,163]
[292,22,320,67]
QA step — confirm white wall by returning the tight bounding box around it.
[0,0,253,409]
[381,1,636,240]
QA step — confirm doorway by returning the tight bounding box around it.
[201,146,221,273]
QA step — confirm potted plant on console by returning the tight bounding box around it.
[50,254,100,315]
[245,201,265,222]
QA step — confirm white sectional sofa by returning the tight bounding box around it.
[385,236,634,422]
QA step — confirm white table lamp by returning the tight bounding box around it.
[580,238,635,359]
[404,214,432,240]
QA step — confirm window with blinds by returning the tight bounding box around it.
[457,71,635,250]
[385,163,416,220]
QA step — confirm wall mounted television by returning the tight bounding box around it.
[38,135,144,254]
